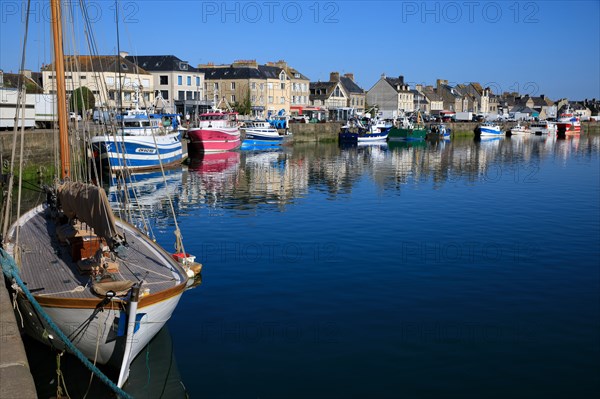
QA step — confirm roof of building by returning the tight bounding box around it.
[125,55,199,73]
[43,55,150,75]
[198,65,264,80]
[340,76,364,94]
[309,81,344,101]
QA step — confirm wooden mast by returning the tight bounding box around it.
[50,0,70,179]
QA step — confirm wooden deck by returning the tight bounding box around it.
[10,205,184,300]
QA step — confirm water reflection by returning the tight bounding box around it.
[110,135,599,215]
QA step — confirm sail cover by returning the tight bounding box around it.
[58,181,121,247]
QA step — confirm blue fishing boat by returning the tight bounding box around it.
[241,120,290,147]
[478,122,503,137]
[339,116,390,143]
[91,106,183,173]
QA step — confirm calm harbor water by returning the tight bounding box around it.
[27,134,600,398]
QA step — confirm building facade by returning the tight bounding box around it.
[366,74,414,119]
[125,54,208,116]
[41,55,154,111]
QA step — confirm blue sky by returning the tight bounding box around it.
[1,0,599,100]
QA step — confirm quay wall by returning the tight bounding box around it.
[0,277,38,398]
[288,121,600,141]
[1,122,599,152]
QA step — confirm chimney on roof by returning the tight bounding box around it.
[399,75,404,85]
[20,69,32,79]
[381,73,386,79]
[540,94,545,99]
[415,84,422,91]
[119,51,129,58]
[330,72,340,82]
[436,79,448,89]
[344,73,354,81]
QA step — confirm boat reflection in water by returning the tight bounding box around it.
[24,326,188,398]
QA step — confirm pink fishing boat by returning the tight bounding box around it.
[186,111,241,152]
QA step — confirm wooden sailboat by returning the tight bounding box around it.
[1,0,191,389]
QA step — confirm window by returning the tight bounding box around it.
[178,75,182,85]
[231,82,236,90]
[108,91,115,100]
[214,82,219,90]
[251,82,256,90]
[280,83,285,90]
[251,95,256,102]
[178,91,184,100]
[196,76,200,86]
[292,96,296,104]
[187,76,191,86]
[124,92,131,101]
[179,62,188,70]
[143,92,150,101]
[268,83,273,90]
[142,79,150,87]
[260,83,264,91]
[279,73,285,81]
[160,90,169,100]
[160,75,168,85]
[280,97,284,104]
[231,95,236,102]
[80,75,86,80]
[186,91,193,100]
[268,96,273,103]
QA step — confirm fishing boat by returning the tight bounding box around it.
[556,106,581,134]
[478,122,503,136]
[1,0,195,392]
[509,123,531,135]
[529,120,556,135]
[186,111,241,152]
[241,120,288,146]
[388,113,427,141]
[339,116,390,143]
[91,99,183,172]
[428,123,452,140]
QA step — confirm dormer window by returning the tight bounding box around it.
[294,73,300,78]
[179,62,188,70]
[121,63,128,71]
[279,72,286,81]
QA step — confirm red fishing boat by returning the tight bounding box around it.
[186,111,241,152]
[556,106,581,134]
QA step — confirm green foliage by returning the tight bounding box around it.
[234,87,252,116]
[69,86,95,114]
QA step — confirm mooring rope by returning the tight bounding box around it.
[0,248,133,399]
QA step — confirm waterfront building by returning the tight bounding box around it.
[434,79,465,113]
[41,54,154,111]
[125,54,209,116]
[198,60,308,118]
[366,74,414,118]
[339,73,366,115]
[455,82,490,114]
[309,73,352,121]
[421,85,444,115]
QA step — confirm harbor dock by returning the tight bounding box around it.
[0,276,37,398]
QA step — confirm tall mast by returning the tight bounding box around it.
[50,0,70,179]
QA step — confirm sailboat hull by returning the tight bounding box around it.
[5,204,187,370]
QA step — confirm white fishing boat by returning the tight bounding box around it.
[478,122,503,136]
[510,123,531,135]
[1,0,195,393]
[529,120,557,135]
